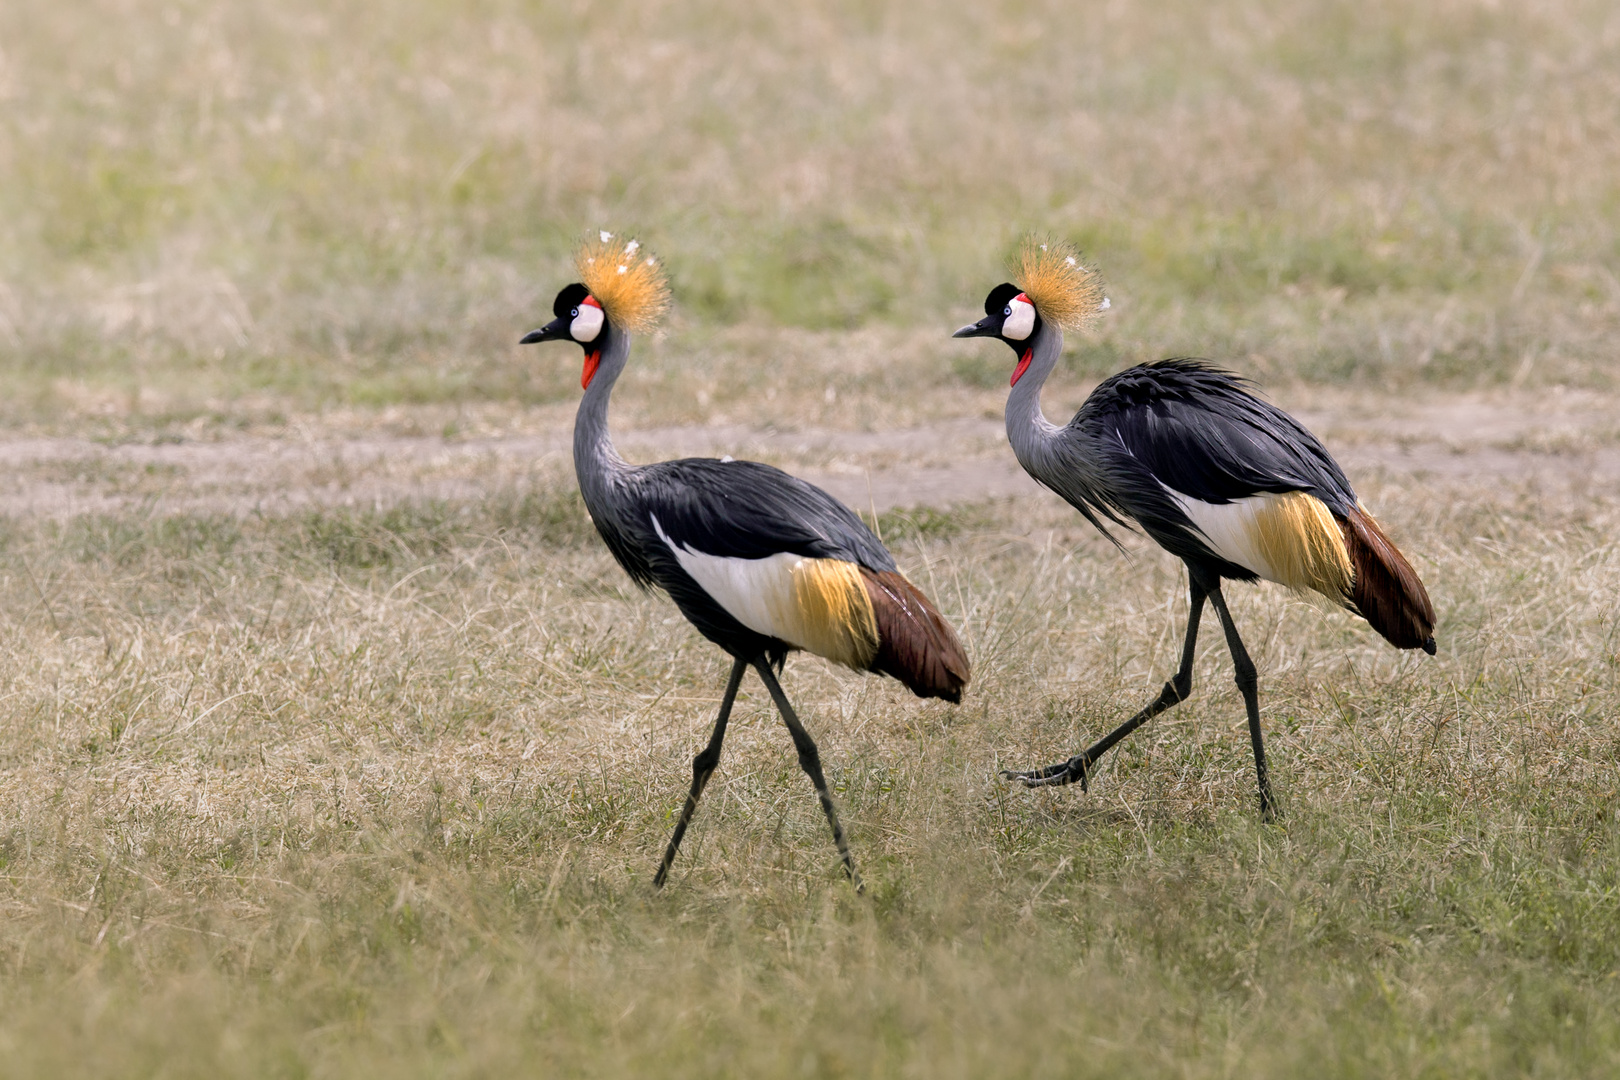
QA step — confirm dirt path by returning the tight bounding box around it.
[1,394,1616,519]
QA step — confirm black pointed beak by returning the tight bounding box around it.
[953,318,995,339]
[520,317,568,345]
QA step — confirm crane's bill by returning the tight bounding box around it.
[520,317,567,344]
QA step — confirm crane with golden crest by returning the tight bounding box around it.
[522,233,970,888]
[953,237,1436,816]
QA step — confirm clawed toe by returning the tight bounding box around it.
[1001,756,1092,789]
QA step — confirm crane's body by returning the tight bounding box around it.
[956,246,1434,814]
[525,237,968,888]
[575,389,965,691]
[1008,354,1435,652]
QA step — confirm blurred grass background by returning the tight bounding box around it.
[2,0,1618,426]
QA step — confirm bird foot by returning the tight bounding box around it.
[1001,754,1094,790]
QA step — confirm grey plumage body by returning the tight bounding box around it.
[572,325,903,664]
[526,273,968,887]
[958,279,1435,813]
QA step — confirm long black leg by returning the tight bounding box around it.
[752,660,863,892]
[1206,585,1278,819]
[653,656,748,888]
[1004,573,1209,789]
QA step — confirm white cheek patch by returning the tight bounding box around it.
[1002,297,1036,341]
[571,303,604,343]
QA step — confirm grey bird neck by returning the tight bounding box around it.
[573,326,635,515]
[1004,323,1068,479]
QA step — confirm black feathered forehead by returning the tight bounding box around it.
[552,283,591,320]
[984,282,1022,315]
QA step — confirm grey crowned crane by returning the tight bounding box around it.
[522,234,970,889]
[953,237,1435,817]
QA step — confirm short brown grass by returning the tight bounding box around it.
[1,467,1619,1076]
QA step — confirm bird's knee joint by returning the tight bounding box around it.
[1170,673,1193,699]
[1232,666,1257,692]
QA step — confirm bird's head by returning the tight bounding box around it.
[519,232,670,391]
[954,283,1041,345]
[521,283,611,389]
[952,236,1107,387]
[953,284,1043,385]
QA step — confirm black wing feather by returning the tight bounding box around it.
[585,457,896,661]
[1081,359,1356,512]
[628,458,896,570]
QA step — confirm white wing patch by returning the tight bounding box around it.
[1165,488,1278,581]
[1163,486,1352,599]
[649,515,879,666]
[653,514,801,638]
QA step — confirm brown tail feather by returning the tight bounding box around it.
[1338,506,1437,654]
[859,569,971,702]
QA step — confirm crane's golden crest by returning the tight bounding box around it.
[575,232,670,334]
[1011,235,1106,332]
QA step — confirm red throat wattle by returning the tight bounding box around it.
[581,350,601,390]
[1010,348,1033,387]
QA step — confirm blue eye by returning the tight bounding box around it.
[570,308,579,317]
[1004,306,1012,316]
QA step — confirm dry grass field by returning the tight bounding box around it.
[4,0,1620,1075]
